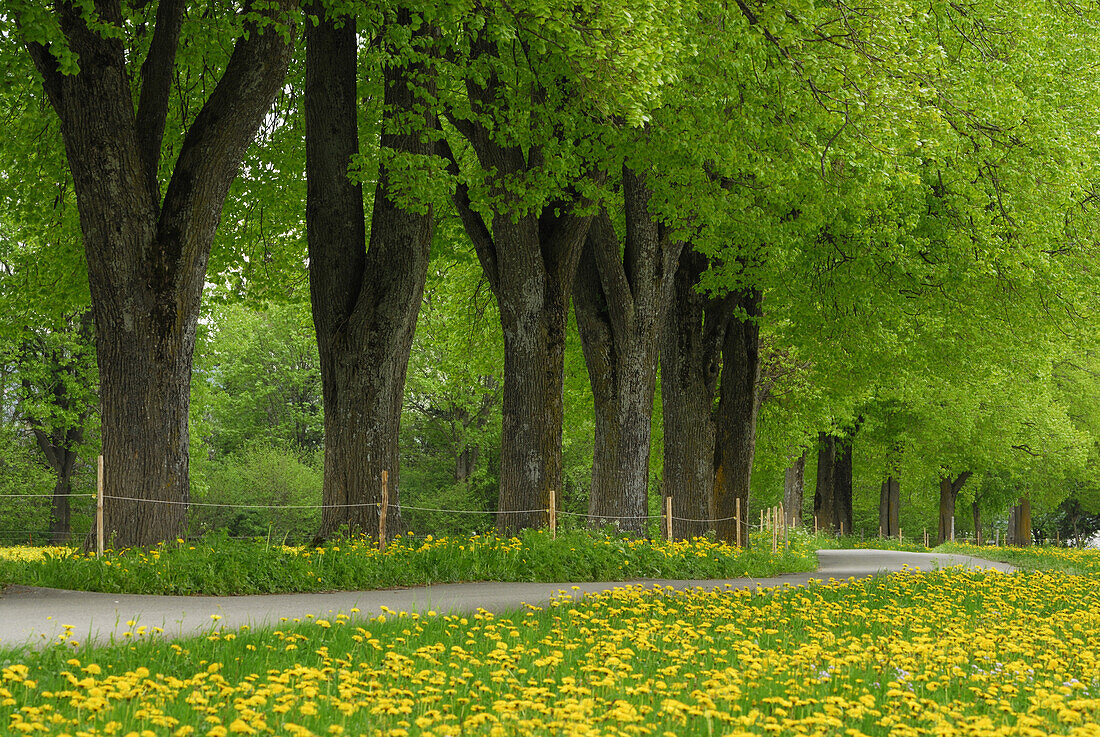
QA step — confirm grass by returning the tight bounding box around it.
[4,564,1100,736]
[0,529,819,596]
[939,542,1100,575]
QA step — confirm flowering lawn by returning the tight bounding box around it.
[4,565,1100,736]
[0,531,817,596]
[941,542,1100,575]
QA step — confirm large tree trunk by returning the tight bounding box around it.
[660,249,726,539]
[878,476,900,538]
[574,169,684,533]
[1011,496,1032,546]
[440,45,593,535]
[783,452,806,527]
[936,472,971,544]
[713,289,763,545]
[306,9,435,542]
[814,433,837,533]
[23,0,294,548]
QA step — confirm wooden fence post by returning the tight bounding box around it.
[735,497,741,547]
[96,455,104,558]
[379,470,389,552]
[779,503,785,550]
[549,489,557,539]
[665,495,673,541]
[771,507,778,554]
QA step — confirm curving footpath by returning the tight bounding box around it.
[0,549,1014,650]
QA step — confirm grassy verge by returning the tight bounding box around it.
[938,542,1100,575]
[4,566,1099,735]
[0,529,819,596]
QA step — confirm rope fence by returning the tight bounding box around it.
[1,460,786,551]
[6,458,1059,551]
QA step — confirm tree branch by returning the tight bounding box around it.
[135,0,187,203]
[22,41,65,113]
[588,206,634,340]
[157,0,295,303]
[951,471,973,495]
[437,133,500,293]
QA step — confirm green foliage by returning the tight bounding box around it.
[0,426,55,543]
[191,301,323,459]
[188,443,323,543]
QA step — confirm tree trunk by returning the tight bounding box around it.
[713,289,763,545]
[972,500,982,545]
[783,452,806,527]
[574,169,683,533]
[1011,496,1032,546]
[441,45,594,535]
[936,472,971,544]
[306,9,435,542]
[879,476,900,538]
[48,474,72,544]
[36,443,80,545]
[834,434,854,535]
[660,248,726,539]
[24,0,294,548]
[455,445,478,483]
[814,433,837,534]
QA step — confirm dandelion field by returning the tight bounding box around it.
[5,563,1100,737]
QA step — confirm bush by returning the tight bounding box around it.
[189,442,322,542]
[0,428,56,544]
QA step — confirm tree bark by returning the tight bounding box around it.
[783,452,806,527]
[573,169,684,533]
[660,248,727,539]
[306,9,435,542]
[440,44,594,535]
[713,289,763,544]
[814,433,837,534]
[23,0,294,547]
[878,476,900,538]
[936,472,971,544]
[1011,496,1032,546]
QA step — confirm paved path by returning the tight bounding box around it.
[0,549,1014,649]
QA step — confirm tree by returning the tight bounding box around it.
[783,452,806,527]
[937,472,972,544]
[17,310,96,542]
[573,168,683,533]
[305,5,438,542]
[7,0,296,546]
[439,54,594,533]
[660,248,727,538]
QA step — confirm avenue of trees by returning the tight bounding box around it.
[2,0,1100,548]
